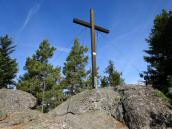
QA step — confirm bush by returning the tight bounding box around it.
[154,90,171,104]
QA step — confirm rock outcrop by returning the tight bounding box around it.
[0,89,41,129]
[119,86,172,129]
[49,88,122,116]
[0,86,172,129]
[0,89,37,112]
[48,88,128,129]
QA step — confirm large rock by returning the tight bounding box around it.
[49,88,122,116]
[0,110,41,129]
[119,86,172,129]
[47,88,128,129]
[0,88,128,129]
[49,86,172,129]
[0,86,172,129]
[21,111,128,129]
[0,89,37,112]
[0,89,41,129]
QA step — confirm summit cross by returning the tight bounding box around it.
[73,9,110,89]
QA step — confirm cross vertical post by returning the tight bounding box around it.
[73,9,110,89]
[90,9,97,89]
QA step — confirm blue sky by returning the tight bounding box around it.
[0,0,171,84]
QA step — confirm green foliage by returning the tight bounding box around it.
[17,40,63,112]
[167,75,172,97]
[141,10,172,98]
[100,76,108,88]
[0,110,6,120]
[102,60,124,87]
[85,67,101,89]
[63,38,88,94]
[154,90,171,104]
[0,35,18,88]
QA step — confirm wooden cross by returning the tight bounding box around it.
[73,9,110,89]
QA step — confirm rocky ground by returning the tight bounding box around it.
[0,85,172,129]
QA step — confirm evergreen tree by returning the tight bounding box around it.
[100,76,108,88]
[104,60,124,87]
[85,67,100,89]
[63,39,88,94]
[167,75,172,97]
[17,40,62,112]
[141,10,172,96]
[0,35,18,88]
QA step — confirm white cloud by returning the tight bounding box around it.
[56,46,71,53]
[19,2,41,33]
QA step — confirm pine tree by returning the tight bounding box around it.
[167,75,172,97]
[0,35,18,88]
[141,10,172,96]
[63,39,88,94]
[17,40,62,112]
[85,67,100,89]
[100,76,108,88]
[104,60,124,87]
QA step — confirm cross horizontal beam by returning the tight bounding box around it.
[73,18,110,33]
